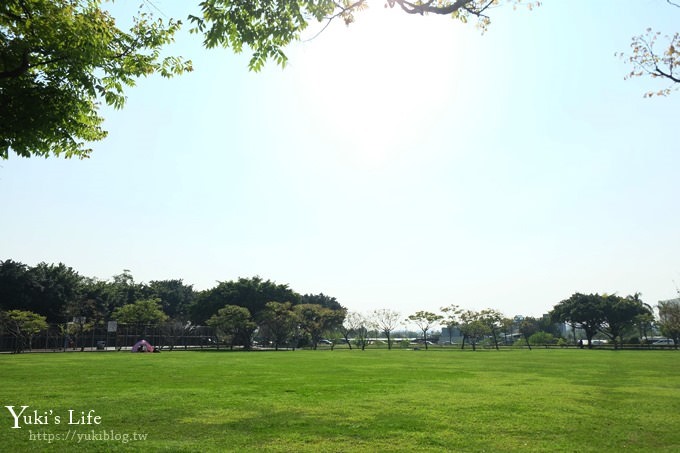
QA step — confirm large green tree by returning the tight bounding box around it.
[301,293,343,311]
[111,298,168,326]
[599,293,652,349]
[479,309,504,350]
[258,301,298,350]
[0,259,36,312]
[551,293,605,349]
[518,316,540,350]
[0,261,86,322]
[207,304,256,349]
[294,303,345,349]
[144,279,195,320]
[190,276,301,324]
[27,262,83,323]
[551,292,650,349]
[458,309,490,351]
[75,271,144,322]
[0,260,127,324]
[0,309,48,353]
[343,311,372,350]
[62,278,108,351]
[372,308,401,350]
[0,0,191,159]
[440,304,462,345]
[406,310,443,350]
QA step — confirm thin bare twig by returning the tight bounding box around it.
[304,0,366,42]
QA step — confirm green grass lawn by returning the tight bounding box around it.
[1,349,678,452]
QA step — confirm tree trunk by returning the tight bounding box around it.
[79,324,86,352]
[586,333,594,349]
[343,333,352,350]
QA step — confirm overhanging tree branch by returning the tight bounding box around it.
[305,0,367,42]
[1,0,190,159]
[393,0,475,15]
[654,64,680,82]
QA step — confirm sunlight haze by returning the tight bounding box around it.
[1,0,679,320]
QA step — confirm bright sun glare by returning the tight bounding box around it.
[293,3,462,168]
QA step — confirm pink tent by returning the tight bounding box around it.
[131,339,153,352]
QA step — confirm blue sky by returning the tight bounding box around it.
[1,0,679,319]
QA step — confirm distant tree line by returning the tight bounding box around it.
[342,295,675,352]
[550,292,670,349]
[0,259,345,352]
[1,259,678,352]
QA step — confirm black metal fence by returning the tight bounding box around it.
[0,323,217,353]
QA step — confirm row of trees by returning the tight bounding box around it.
[342,307,560,351]
[0,260,343,322]
[209,302,345,350]
[2,259,679,352]
[551,292,679,349]
[342,294,678,352]
[0,259,345,351]
[0,260,195,323]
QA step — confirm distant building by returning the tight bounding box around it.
[440,327,462,344]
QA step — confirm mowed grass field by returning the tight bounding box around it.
[1,349,678,452]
